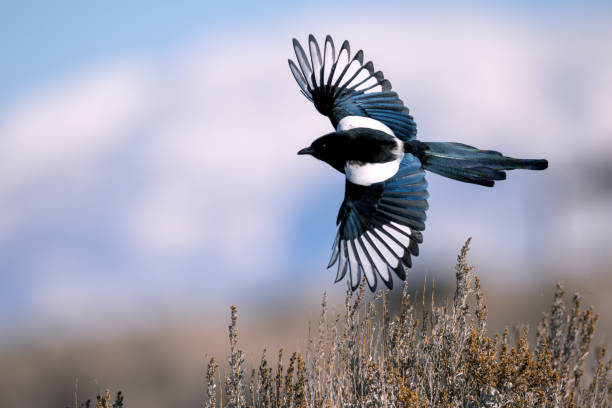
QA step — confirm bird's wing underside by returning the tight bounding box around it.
[330,154,429,291]
[289,35,417,141]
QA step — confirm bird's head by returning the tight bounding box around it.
[298,133,349,173]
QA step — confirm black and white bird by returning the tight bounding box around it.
[290,35,548,292]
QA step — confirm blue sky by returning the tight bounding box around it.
[2,1,610,110]
[2,1,287,110]
[1,1,611,342]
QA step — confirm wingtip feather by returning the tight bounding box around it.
[382,274,393,290]
[354,49,364,64]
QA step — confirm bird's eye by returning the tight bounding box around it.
[321,143,327,150]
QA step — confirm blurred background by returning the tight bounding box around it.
[1,1,611,406]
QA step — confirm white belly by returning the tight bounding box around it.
[337,115,395,136]
[345,159,401,186]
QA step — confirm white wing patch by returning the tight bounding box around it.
[336,240,348,282]
[374,228,404,261]
[383,224,411,246]
[367,230,400,268]
[347,241,360,287]
[333,230,413,289]
[337,115,395,136]
[361,236,390,282]
[354,238,376,287]
[345,159,401,186]
[391,221,412,236]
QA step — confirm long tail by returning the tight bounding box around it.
[419,142,548,187]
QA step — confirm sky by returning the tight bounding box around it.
[1,1,611,343]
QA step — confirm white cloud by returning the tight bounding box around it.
[0,64,155,192]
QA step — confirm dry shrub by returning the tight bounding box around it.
[69,239,612,407]
[210,238,611,407]
[67,389,124,408]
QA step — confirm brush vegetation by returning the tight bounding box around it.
[72,239,612,407]
[69,389,123,408]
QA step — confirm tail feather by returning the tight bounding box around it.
[421,142,548,187]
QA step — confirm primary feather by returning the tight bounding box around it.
[289,35,417,140]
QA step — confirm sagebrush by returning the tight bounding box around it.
[206,238,611,408]
[68,389,123,408]
[70,239,612,407]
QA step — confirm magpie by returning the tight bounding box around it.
[290,35,548,292]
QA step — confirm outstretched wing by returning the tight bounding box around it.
[288,35,417,141]
[329,154,428,291]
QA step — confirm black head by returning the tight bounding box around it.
[298,133,349,173]
[298,129,399,173]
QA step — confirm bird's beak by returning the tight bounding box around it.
[297,147,314,155]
